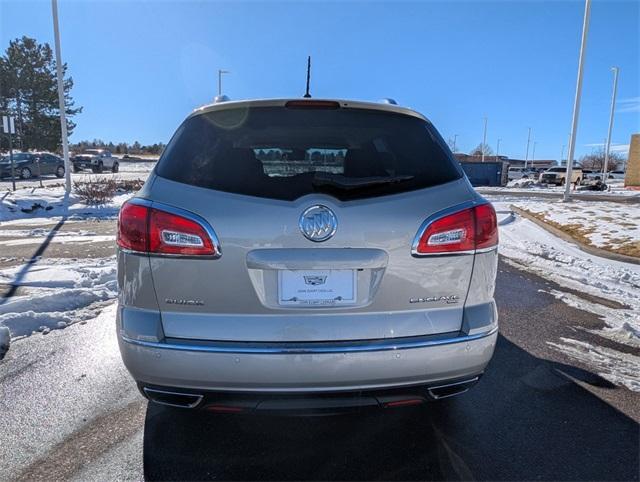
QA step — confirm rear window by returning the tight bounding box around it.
[156,106,461,201]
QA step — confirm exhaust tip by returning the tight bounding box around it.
[143,387,203,409]
[427,376,480,400]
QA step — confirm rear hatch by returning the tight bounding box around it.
[138,101,481,342]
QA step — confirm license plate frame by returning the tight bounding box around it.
[278,269,357,306]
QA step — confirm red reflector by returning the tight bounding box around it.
[474,203,499,249]
[384,399,424,408]
[117,201,219,257]
[415,204,498,255]
[117,202,149,252]
[285,100,340,109]
[206,405,245,413]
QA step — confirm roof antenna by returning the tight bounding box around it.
[303,56,312,98]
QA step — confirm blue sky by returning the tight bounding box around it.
[1,0,639,161]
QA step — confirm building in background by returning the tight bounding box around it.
[625,134,639,188]
[453,153,555,170]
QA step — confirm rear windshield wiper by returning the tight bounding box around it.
[311,173,415,191]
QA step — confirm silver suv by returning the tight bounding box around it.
[116,98,498,414]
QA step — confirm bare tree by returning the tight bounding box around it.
[470,143,493,156]
[579,147,625,171]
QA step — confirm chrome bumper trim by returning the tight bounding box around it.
[121,326,498,355]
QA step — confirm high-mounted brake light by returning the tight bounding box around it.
[117,201,220,257]
[413,204,498,256]
[285,100,340,110]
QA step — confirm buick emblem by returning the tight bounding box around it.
[299,205,337,242]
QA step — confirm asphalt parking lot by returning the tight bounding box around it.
[1,238,638,480]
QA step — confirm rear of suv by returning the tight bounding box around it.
[116,98,499,414]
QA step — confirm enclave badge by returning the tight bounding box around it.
[165,298,204,306]
[409,295,459,304]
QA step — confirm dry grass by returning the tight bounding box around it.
[520,208,640,258]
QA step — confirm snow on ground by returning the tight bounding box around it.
[0,257,117,342]
[511,199,640,255]
[0,234,115,247]
[492,197,640,390]
[112,161,157,172]
[479,179,638,197]
[0,185,133,224]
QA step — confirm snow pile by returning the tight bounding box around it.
[0,185,133,223]
[547,338,640,392]
[506,179,537,188]
[478,179,638,197]
[0,257,117,344]
[493,198,640,390]
[512,199,640,251]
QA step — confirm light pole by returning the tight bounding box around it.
[560,144,565,163]
[452,134,458,153]
[602,66,619,181]
[496,138,501,160]
[482,117,488,162]
[51,0,71,195]
[524,127,531,169]
[218,69,230,96]
[564,0,591,202]
[532,141,537,166]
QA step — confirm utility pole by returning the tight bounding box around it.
[560,144,565,163]
[218,69,230,96]
[564,0,591,202]
[524,127,532,169]
[602,66,619,181]
[482,117,488,162]
[51,0,71,195]
[452,134,458,153]
[496,138,501,160]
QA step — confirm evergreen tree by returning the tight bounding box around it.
[0,36,81,151]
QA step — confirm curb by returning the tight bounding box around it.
[478,189,640,204]
[510,205,640,266]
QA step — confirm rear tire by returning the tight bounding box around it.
[20,167,32,179]
[92,161,104,174]
[55,165,65,178]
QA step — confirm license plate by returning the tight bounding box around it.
[278,269,356,306]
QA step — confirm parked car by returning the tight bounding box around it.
[507,167,536,181]
[539,166,582,186]
[72,149,119,173]
[116,98,499,414]
[0,152,65,179]
[607,170,625,180]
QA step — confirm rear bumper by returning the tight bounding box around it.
[118,327,498,394]
[73,162,95,169]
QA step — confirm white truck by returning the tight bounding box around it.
[539,166,582,186]
[72,149,119,173]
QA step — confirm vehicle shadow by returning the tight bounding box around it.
[142,335,639,481]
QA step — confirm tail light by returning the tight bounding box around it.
[285,100,340,109]
[117,200,221,257]
[413,203,498,256]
